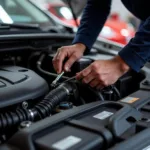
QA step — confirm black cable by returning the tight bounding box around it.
[110,85,121,99]
[79,97,86,104]
[27,52,40,68]
[37,54,69,79]
[96,92,105,101]
[88,86,105,101]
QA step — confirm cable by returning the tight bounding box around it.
[110,85,121,99]
[37,54,68,79]
[96,92,105,101]
[88,86,105,101]
[79,97,86,104]
[27,52,40,68]
[62,76,76,83]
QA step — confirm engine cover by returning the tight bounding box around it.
[0,66,49,108]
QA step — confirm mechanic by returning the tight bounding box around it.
[53,0,150,89]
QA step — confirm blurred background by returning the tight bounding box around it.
[0,0,141,45]
[31,0,140,45]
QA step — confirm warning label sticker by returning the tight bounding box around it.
[142,145,150,150]
[93,111,113,120]
[52,136,81,150]
[120,97,139,104]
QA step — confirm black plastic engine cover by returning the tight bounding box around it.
[0,66,49,108]
[0,101,141,150]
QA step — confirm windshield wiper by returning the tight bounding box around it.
[0,23,40,29]
[65,0,79,27]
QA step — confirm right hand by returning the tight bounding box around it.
[52,43,86,73]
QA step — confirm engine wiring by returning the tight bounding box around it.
[37,53,68,79]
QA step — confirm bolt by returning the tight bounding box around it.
[19,121,32,130]
[22,101,28,109]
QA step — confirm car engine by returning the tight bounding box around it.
[0,66,49,108]
[0,34,149,150]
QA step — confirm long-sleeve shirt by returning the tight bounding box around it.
[72,0,150,72]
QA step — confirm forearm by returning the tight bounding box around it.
[72,0,112,50]
[119,16,150,72]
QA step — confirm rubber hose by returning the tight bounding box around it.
[0,83,74,131]
[0,109,31,132]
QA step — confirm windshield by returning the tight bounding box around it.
[53,6,73,20]
[0,0,53,25]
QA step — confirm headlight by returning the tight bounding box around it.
[120,29,129,37]
[121,23,135,37]
[100,26,115,38]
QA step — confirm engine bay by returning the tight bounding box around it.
[0,34,149,149]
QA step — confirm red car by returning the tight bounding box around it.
[99,14,135,45]
[45,2,135,45]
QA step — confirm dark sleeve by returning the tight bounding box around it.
[119,16,150,72]
[72,0,112,50]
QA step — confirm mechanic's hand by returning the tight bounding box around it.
[53,43,86,74]
[76,56,130,89]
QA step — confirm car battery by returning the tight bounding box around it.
[4,101,142,150]
[108,128,150,150]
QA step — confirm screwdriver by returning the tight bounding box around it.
[51,71,65,87]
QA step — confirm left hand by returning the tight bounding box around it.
[76,55,130,89]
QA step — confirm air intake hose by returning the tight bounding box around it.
[0,82,75,131]
[32,83,73,119]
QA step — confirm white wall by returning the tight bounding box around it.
[111,0,132,21]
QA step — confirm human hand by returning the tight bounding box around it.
[76,56,130,89]
[53,43,86,73]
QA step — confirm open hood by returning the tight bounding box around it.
[62,0,86,16]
